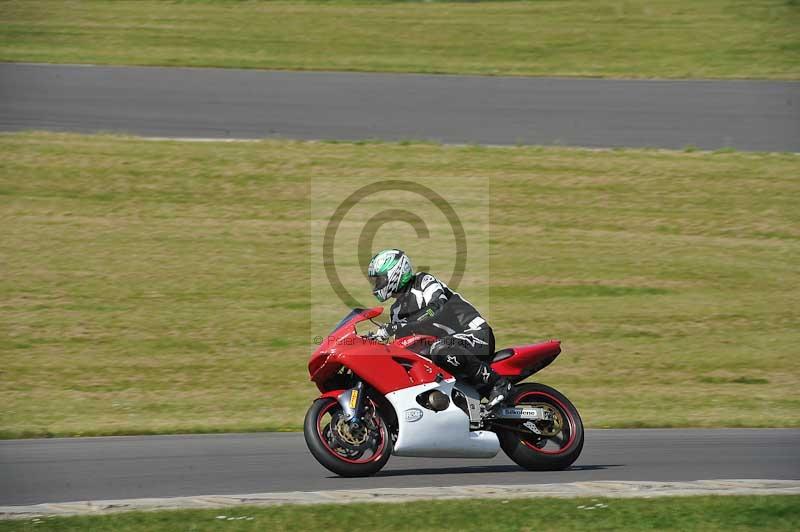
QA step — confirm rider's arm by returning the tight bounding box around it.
[392,276,448,337]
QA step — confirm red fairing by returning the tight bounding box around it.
[308,307,384,384]
[319,389,346,400]
[491,340,562,378]
[339,347,450,394]
[394,334,438,349]
[309,307,562,394]
[308,307,450,395]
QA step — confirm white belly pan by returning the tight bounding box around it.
[385,381,499,458]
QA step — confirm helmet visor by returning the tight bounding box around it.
[369,274,388,292]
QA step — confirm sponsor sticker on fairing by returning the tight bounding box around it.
[404,408,424,422]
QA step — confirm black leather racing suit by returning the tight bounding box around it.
[389,272,499,390]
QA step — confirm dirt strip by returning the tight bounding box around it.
[2,480,798,520]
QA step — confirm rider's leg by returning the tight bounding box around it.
[429,329,511,407]
[428,338,481,379]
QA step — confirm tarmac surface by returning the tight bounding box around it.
[2,429,798,505]
[2,63,799,509]
[1,63,798,151]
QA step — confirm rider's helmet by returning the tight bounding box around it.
[367,249,413,302]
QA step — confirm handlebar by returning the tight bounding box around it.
[362,324,389,343]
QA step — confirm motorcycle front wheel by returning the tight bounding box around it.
[303,397,392,477]
[497,382,584,471]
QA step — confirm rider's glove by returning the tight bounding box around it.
[373,322,398,342]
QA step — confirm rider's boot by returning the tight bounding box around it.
[472,363,512,410]
[486,378,513,410]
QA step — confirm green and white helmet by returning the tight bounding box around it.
[367,249,413,302]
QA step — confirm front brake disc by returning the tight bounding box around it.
[332,416,371,452]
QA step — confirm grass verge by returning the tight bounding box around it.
[0,132,799,437]
[4,496,800,531]
[1,0,798,79]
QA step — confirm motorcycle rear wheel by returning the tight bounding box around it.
[497,383,584,471]
[303,397,392,477]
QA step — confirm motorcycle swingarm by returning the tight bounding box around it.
[489,406,554,421]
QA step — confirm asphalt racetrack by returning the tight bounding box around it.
[1,63,798,151]
[2,63,799,509]
[2,429,798,506]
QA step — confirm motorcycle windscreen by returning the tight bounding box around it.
[328,308,366,336]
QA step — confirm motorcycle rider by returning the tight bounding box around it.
[367,248,512,408]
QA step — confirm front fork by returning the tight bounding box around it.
[337,381,365,423]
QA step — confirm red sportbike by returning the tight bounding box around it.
[304,307,584,477]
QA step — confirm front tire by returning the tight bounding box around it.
[497,383,584,471]
[303,397,392,477]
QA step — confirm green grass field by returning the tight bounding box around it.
[1,132,798,438]
[1,0,798,79]
[4,496,800,531]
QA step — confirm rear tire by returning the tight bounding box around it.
[497,383,584,471]
[303,398,392,477]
